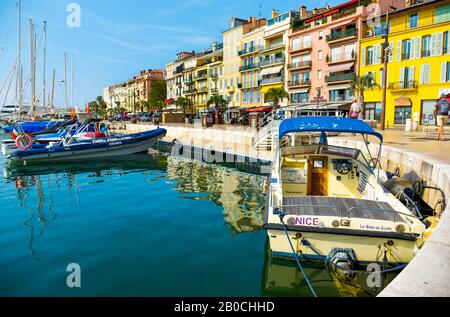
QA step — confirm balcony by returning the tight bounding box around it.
[288,80,311,87]
[288,60,312,70]
[240,81,261,89]
[388,81,418,90]
[260,57,285,67]
[262,43,285,53]
[238,45,264,56]
[261,76,284,85]
[196,87,208,93]
[209,73,219,80]
[329,95,353,102]
[402,53,412,60]
[325,73,355,83]
[210,88,219,94]
[331,8,357,21]
[195,73,208,81]
[326,29,357,43]
[327,52,356,64]
[183,88,196,95]
[184,77,193,84]
[289,42,312,53]
[239,63,260,72]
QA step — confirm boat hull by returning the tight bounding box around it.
[266,227,416,265]
[6,129,166,164]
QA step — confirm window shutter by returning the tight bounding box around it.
[431,34,437,56]
[361,47,366,66]
[425,64,430,84]
[411,38,416,59]
[415,36,421,59]
[389,42,394,62]
[441,62,448,82]
[378,44,383,63]
[437,33,443,56]
[397,40,402,61]
[409,66,415,84]
[400,67,405,83]
[420,64,424,84]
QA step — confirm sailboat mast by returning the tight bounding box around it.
[71,54,74,109]
[17,0,22,112]
[64,52,68,110]
[29,19,34,113]
[43,21,47,109]
[51,69,55,109]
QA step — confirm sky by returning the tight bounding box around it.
[0,0,340,108]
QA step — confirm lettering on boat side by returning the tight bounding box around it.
[360,224,392,231]
[295,217,320,226]
[66,263,81,288]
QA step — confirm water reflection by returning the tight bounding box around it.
[166,156,267,234]
[261,239,397,297]
[2,153,268,263]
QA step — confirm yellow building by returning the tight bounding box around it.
[238,17,266,109]
[360,0,450,127]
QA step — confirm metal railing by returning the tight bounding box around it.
[260,57,285,67]
[325,73,355,83]
[388,81,418,90]
[290,42,312,51]
[261,76,284,85]
[238,45,264,56]
[288,61,312,69]
[288,80,311,87]
[326,28,357,42]
[239,63,260,71]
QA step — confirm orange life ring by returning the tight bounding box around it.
[15,134,33,150]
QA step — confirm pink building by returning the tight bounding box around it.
[287,0,406,116]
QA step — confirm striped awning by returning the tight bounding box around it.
[260,65,284,76]
[326,62,355,73]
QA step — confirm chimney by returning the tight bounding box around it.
[312,8,318,15]
[272,10,279,18]
[299,6,308,19]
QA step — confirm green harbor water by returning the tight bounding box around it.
[0,133,398,297]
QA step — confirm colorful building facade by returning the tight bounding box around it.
[360,0,450,126]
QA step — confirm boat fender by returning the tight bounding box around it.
[15,134,33,150]
[326,248,357,281]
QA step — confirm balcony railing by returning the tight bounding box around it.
[325,73,355,83]
[238,45,264,56]
[326,28,357,42]
[241,81,261,89]
[402,53,412,60]
[288,60,312,69]
[239,63,260,71]
[329,95,353,102]
[260,57,285,67]
[421,50,431,57]
[210,88,219,94]
[209,73,219,79]
[195,73,208,80]
[288,80,311,87]
[196,87,208,93]
[183,88,196,94]
[290,42,312,52]
[328,52,356,63]
[261,76,284,85]
[388,81,418,90]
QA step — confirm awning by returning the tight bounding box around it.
[395,96,412,106]
[326,62,355,73]
[165,98,175,104]
[246,106,273,113]
[260,83,284,94]
[289,88,309,94]
[260,65,284,76]
[328,83,351,90]
[279,116,383,141]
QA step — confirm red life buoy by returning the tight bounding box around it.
[82,132,106,139]
[15,134,33,150]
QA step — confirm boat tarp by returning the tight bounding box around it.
[278,117,383,141]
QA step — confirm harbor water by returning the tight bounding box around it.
[0,134,398,297]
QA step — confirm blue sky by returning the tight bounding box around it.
[0,0,339,108]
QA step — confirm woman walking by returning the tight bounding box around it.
[434,94,449,141]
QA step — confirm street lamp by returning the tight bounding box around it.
[380,6,396,130]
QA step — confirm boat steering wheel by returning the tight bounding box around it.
[337,161,353,175]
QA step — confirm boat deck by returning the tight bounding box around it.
[282,196,406,223]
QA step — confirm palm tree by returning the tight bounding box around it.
[207,95,228,111]
[265,87,290,109]
[349,74,378,119]
[176,97,194,115]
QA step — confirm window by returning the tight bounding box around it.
[292,38,301,50]
[394,106,412,125]
[303,35,312,48]
[409,13,418,28]
[435,4,450,23]
[442,62,450,82]
[367,46,374,65]
[319,31,324,40]
[291,92,309,104]
[444,31,449,54]
[317,70,322,80]
[420,64,430,84]
[331,47,340,62]
[318,50,323,60]
[421,100,437,125]
[365,102,382,121]
[402,39,412,60]
[422,35,432,57]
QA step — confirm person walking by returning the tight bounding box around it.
[434,94,449,141]
[349,98,362,119]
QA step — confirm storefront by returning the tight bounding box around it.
[364,102,382,122]
[393,96,412,125]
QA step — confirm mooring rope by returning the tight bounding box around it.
[278,213,318,297]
